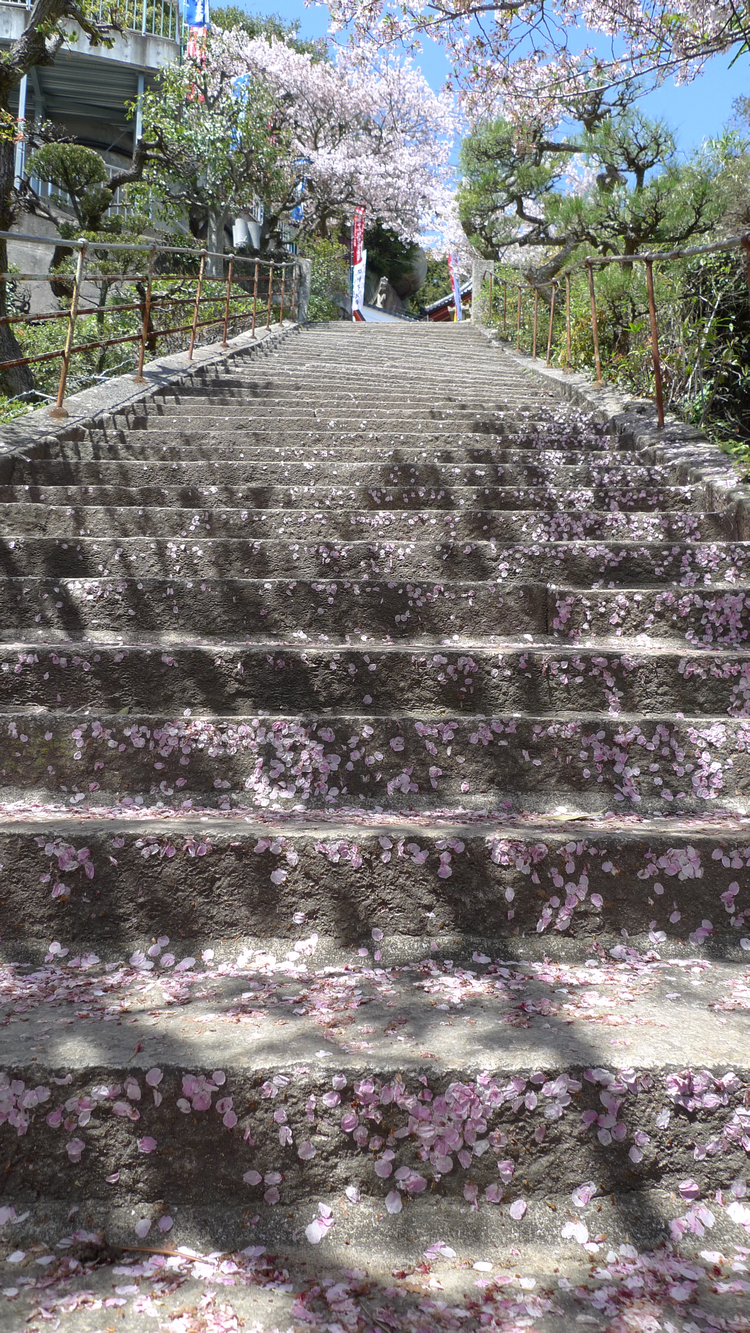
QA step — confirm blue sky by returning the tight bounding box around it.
[259,0,749,155]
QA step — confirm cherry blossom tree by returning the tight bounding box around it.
[129,36,288,265]
[321,0,750,123]
[216,28,456,242]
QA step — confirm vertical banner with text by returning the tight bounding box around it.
[185,0,210,62]
[448,253,463,322]
[351,206,366,320]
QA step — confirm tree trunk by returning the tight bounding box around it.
[206,208,226,278]
[525,238,580,307]
[0,135,34,397]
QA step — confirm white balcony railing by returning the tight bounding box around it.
[3,0,181,42]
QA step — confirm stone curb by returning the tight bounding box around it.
[481,330,750,540]
[0,319,301,482]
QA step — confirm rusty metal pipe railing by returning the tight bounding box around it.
[586,260,603,384]
[644,259,665,429]
[220,256,235,350]
[134,244,157,383]
[565,276,571,372]
[49,241,87,420]
[532,287,538,360]
[187,251,207,362]
[265,262,275,330]
[546,282,556,367]
[0,231,296,417]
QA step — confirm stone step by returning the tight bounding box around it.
[0,945,746,1217]
[2,536,750,587]
[0,483,700,511]
[1,813,748,946]
[0,573,547,638]
[0,1188,747,1332]
[74,423,621,449]
[0,503,734,542]
[2,710,748,813]
[2,575,747,643]
[3,641,750,717]
[56,442,615,465]
[15,460,679,490]
[56,440,626,466]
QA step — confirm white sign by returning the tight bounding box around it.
[351,250,367,315]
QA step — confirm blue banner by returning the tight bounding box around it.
[184,0,210,28]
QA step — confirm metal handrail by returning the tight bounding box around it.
[0,0,182,42]
[490,230,750,431]
[0,231,298,419]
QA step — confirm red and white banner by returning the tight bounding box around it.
[352,206,366,266]
[351,206,366,319]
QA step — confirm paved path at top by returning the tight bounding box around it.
[1,320,749,1330]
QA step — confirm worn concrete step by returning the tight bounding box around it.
[3,537,750,589]
[56,442,614,467]
[1,1184,750,1333]
[552,584,750,647]
[54,443,621,468]
[0,503,734,543]
[149,386,556,406]
[109,407,555,430]
[0,483,700,512]
[76,425,622,452]
[0,573,547,638]
[0,942,747,1222]
[15,461,682,492]
[1,812,748,947]
[2,710,748,813]
[3,641,750,718]
[2,574,748,644]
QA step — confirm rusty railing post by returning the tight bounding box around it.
[188,250,207,362]
[250,261,259,338]
[645,257,665,430]
[546,281,556,366]
[220,254,234,350]
[279,263,286,325]
[49,239,87,419]
[565,275,571,371]
[502,281,507,337]
[586,259,603,383]
[265,261,275,330]
[532,286,539,358]
[134,243,157,383]
[515,285,522,351]
[488,271,493,323]
[741,236,750,310]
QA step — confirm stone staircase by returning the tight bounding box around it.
[1,320,749,1330]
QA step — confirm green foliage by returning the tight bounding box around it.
[298,235,349,321]
[26,143,110,232]
[128,40,288,237]
[3,262,284,418]
[487,242,750,472]
[458,97,721,284]
[404,257,458,315]
[363,221,420,285]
